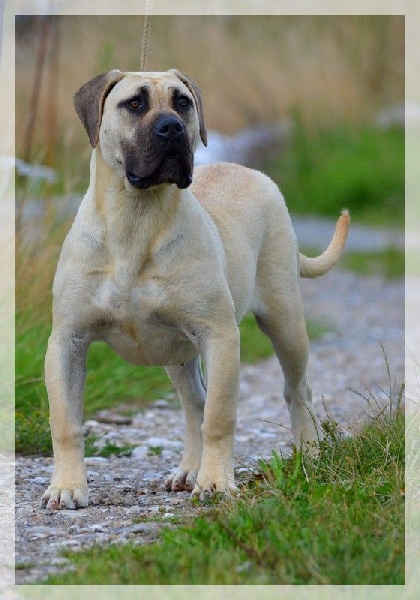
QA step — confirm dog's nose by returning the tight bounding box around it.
[155,116,185,141]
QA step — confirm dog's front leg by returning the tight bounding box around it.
[192,326,240,500]
[42,329,90,510]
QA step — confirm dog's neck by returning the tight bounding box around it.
[90,147,184,280]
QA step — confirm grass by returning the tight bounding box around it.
[265,121,404,227]
[43,401,405,585]
[84,437,136,459]
[343,247,405,279]
[301,246,405,279]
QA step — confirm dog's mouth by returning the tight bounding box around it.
[126,149,193,191]
[166,148,180,160]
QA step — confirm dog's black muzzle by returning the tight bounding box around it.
[126,115,193,191]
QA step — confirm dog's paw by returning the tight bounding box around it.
[41,484,89,510]
[190,473,237,502]
[165,467,198,492]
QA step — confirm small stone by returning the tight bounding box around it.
[88,524,106,532]
[259,432,277,440]
[85,456,108,464]
[64,539,82,547]
[153,399,170,409]
[161,450,177,460]
[56,509,88,518]
[147,506,160,514]
[113,519,132,528]
[129,523,161,535]
[16,507,33,518]
[96,410,133,425]
[51,557,71,566]
[123,494,136,507]
[146,437,183,449]
[126,506,143,515]
[167,497,185,506]
[29,526,61,538]
[131,447,148,460]
[235,467,254,475]
[32,476,48,485]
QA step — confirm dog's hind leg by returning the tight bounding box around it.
[165,356,206,492]
[254,287,319,453]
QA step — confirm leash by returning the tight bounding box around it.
[140,0,154,71]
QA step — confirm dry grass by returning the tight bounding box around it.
[15,207,72,331]
[16,15,404,175]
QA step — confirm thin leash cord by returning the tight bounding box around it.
[140,0,154,71]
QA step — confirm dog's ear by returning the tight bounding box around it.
[73,70,125,148]
[169,69,208,147]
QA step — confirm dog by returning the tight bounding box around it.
[42,69,349,509]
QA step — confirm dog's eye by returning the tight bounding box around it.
[177,95,191,109]
[127,97,143,111]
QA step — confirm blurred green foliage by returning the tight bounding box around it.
[265,119,404,227]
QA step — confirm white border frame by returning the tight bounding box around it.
[2,1,418,598]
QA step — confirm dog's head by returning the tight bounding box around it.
[74,69,207,190]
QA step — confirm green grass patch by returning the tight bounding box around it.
[265,120,404,227]
[132,514,184,525]
[343,247,404,279]
[301,245,405,280]
[15,311,53,456]
[44,405,405,585]
[15,317,173,455]
[148,445,163,456]
[239,313,330,363]
[84,437,136,458]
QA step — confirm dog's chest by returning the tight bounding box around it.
[95,276,159,322]
[92,276,194,366]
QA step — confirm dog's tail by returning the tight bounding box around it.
[299,210,350,279]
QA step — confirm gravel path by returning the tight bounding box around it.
[13,268,404,584]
